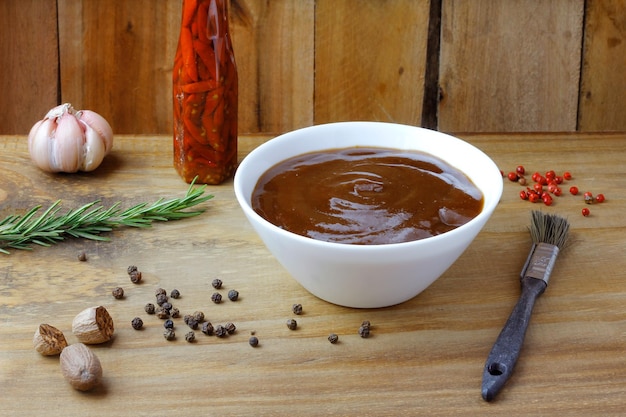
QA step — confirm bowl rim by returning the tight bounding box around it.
[234,121,502,252]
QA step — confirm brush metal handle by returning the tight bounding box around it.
[481,276,546,402]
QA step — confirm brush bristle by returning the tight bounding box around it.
[529,210,570,249]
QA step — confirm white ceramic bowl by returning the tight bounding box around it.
[234,122,502,308]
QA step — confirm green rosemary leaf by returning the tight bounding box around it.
[60,201,103,225]
[66,230,112,241]
[0,178,213,254]
[14,204,55,232]
[115,219,154,228]
[0,214,20,226]
[30,239,54,247]
[83,225,115,233]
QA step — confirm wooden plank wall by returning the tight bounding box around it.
[57,0,181,135]
[0,0,60,134]
[0,0,624,136]
[314,1,430,129]
[439,0,584,132]
[578,0,626,131]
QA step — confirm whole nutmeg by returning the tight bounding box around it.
[72,306,115,344]
[60,343,103,391]
[33,324,68,355]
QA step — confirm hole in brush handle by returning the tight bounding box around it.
[487,362,506,376]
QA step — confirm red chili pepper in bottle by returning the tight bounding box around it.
[173,0,238,184]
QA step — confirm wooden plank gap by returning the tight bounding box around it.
[421,0,442,130]
[55,0,62,104]
[575,0,590,131]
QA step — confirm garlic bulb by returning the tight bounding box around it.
[28,103,114,173]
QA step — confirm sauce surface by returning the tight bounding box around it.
[251,147,484,245]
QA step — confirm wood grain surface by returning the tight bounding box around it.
[578,0,626,131]
[438,0,584,132]
[57,0,181,135]
[0,0,59,134]
[233,0,315,134]
[314,0,430,126]
[2,1,626,135]
[0,133,625,416]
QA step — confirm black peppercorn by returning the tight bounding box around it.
[163,328,175,341]
[78,252,87,262]
[155,308,170,320]
[161,302,173,312]
[211,278,223,289]
[358,325,370,338]
[286,319,297,330]
[201,321,214,335]
[127,265,138,275]
[164,319,174,330]
[156,293,168,306]
[215,325,227,338]
[228,289,239,301]
[361,320,371,329]
[170,289,180,299]
[156,293,168,305]
[187,317,199,330]
[170,307,180,318]
[111,287,124,299]
[192,311,205,322]
[225,322,236,334]
[292,303,303,315]
[211,292,222,304]
[185,331,196,343]
[328,333,339,344]
[131,317,143,330]
[144,303,156,314]
[155,287,166,297]
[129,270,142,284]
[249,336,259,347]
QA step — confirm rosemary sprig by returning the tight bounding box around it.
[0,179,213,254]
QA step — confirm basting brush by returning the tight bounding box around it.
[481,210,570,402]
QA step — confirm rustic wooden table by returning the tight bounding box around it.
[0,133,624,416]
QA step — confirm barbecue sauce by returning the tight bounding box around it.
[252,147,484,245]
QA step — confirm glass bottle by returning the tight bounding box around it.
[173,0,238,184]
